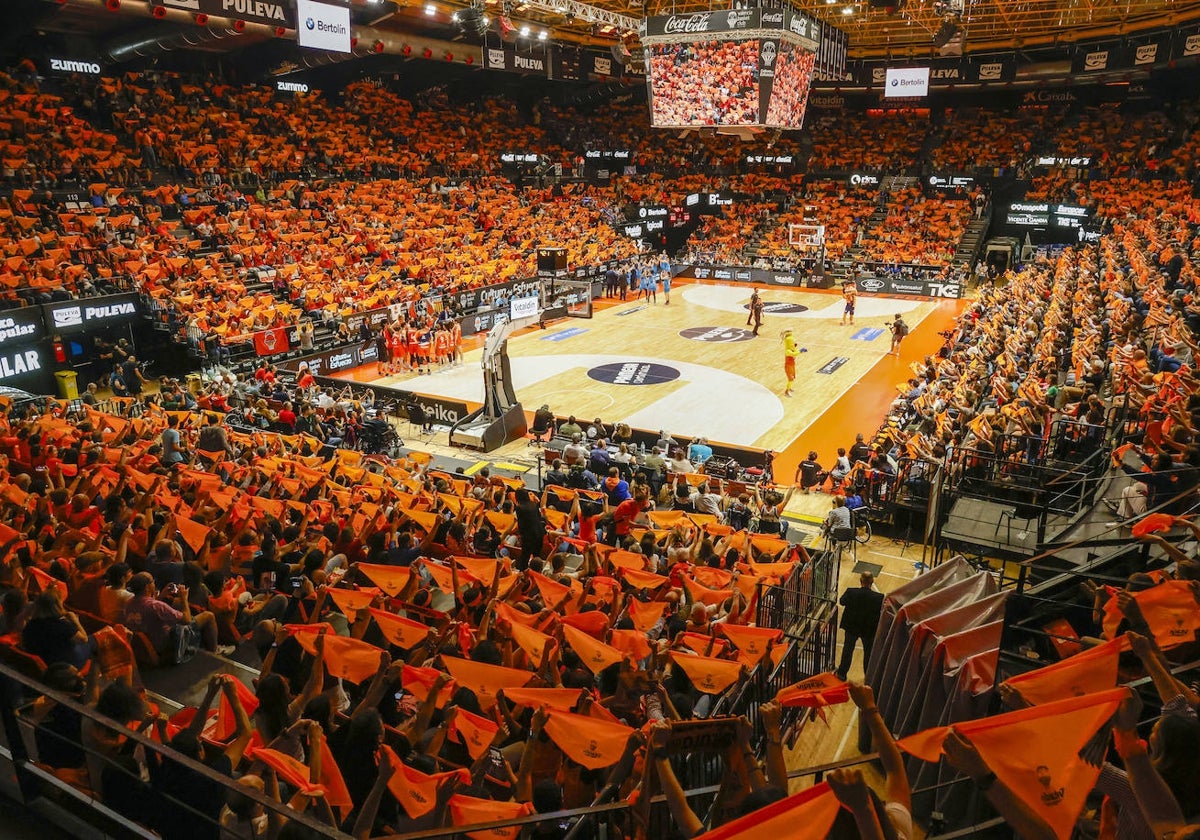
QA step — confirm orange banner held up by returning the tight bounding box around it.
[288,632,384,685]
[542,710,634,770]
[215,678,260,741]
[669,652,745,695]
[683,576,734,607]
[628,599,668,632]
[1101,580,1200,649]
[692,781,841,840]
[448,793,533,840]
[325,587,381,618]
[382,745,470,818]
[250,747,322,796]
[898,688,1127,840]
[507,619,553,667]
[317,733,353,818]
[775,672,851,711]
[560,610,610,639]
[718,624,783,668]
[1001,638,1127,706]
[355,563,412,596]
[449,708,501,760]
[561,624,626,673]
[369,609,431,650]
[441,656,532,709]
[500,687,584,712]
[609,629,653,662]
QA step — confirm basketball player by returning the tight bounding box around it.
[782,328,803,397]
[747,288,761,327]
[750,293,765,336]
[841,279,857,326]
[889,314,909,357]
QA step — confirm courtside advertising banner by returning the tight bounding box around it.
[297,0,351,53]
[154,0,296,28]
[884,67,929,98]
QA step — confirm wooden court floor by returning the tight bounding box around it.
[338,280,967,481]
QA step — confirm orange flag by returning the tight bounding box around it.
[250,747,322,795]
[215,678,259,740]
[289,632,384,685]
[317,733,353,818]
[449,708,500,760]
[898,688,1127,840]
[403,508,440,533]
[542,710,634,769]
[669,652,745,694]
[609,629,653,661]
[1131,512,1176,537]
[448,793,533,840]
[692,566,733,589]
[621,567,670,591]
[719,625,783,668]
[30,567,68,602]
[423,561,458,593]
[1001,638,1127,705]
[1101,580,1200,649]
[693,781,841,840]
[325,587,381,618]
[494,601,541,628]
[500,687,584,712]
[455,557,504,587]
[401,664,454,706]
[507,619,553,667]
[369,609,430,650]
[529,570,571,606]
[560,610,610,638]
[776,672,851,709]
[628,599,668,632]
[561,624,625,673]
[607,549,646,572]
[680,631,730,657]
[683,576,734,607]
[356,563,412,596]
[441,656,532,709]
[383,746,469,818]
[175,517,211,554]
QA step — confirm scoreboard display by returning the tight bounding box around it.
[643,9,821,130]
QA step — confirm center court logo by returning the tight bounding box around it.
[679,326,756,343]
[587,362,680,386]
[742,302,809,314]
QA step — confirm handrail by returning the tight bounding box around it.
[0,662,347,838]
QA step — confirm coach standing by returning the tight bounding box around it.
[836,572,884,681]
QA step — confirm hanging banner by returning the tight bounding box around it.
[253,327,291,357]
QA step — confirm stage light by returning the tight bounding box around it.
[841,6,853,14]
[424,3,436,14]
[105,0,120,10]
[233,19,246,30]
[519,24,530,36]
[538,29,547,40]
[152,5,167,18]
[195,12,208,23]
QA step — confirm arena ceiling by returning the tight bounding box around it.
[630,0,1200,56]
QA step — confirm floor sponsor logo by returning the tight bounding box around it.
[541,327,588,342]
[587,362,681,386]
[817,356,849,375]
[615,305,647,317]
[850,327,885,341]
[743,301,809,314]
[678,326,757,343]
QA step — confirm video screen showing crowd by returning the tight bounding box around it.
[643,9,820,130]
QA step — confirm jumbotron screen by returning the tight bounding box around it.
[648,39,763,127]
[643,9,821,130]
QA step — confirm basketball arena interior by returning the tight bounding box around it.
[0,0,1197,837]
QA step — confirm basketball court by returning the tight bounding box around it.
[333,280,968,483]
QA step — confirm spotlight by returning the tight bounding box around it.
[374,40,385,52]
[537,29,547,40]
[195,12,208,24]
[423,47,432,58]
[152,5,166,18]
[233,19,246,31]
[466,54,474,64]
[445,51,453,60]
[105,0,120,10]
[275,26,286,36]
[402,43,412,55]
[519,25,530,37]
[424,3,436,14]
